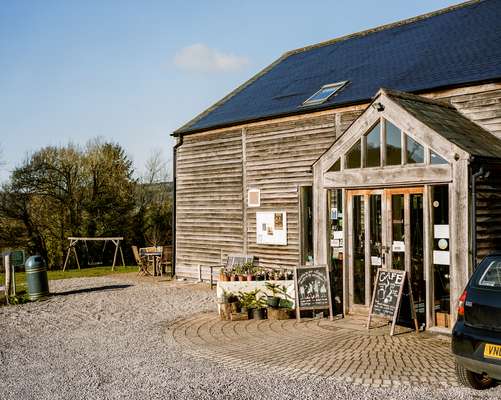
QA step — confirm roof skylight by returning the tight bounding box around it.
[302,81,348,106]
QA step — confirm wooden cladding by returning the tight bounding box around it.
[475,165,501,264]
[430,83,501,139]
[176,129,243,279]
[175,111,363,278]
[174,82,501,280]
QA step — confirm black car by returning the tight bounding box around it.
[452,253,501,389]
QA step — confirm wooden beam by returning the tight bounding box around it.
[324,164,452,188]
[241,127,248,254]
[449,159,470,326]
[423,185,433,328]
[67,237,124,241]
[313,164,327,265]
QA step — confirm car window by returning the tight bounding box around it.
[477,259,501,289]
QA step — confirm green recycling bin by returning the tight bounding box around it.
[25,256,49,300]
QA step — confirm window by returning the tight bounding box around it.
[337,118,449,172]
[406,136,424,164]
[478,260,501,288]
[300,186,313,264]
[385,121,402,165]
[346,140,361,169]
[328,159,341,172]
[431,151,447,165]
[366,123,381,167]
[302,81,348,106]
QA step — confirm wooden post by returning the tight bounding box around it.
[119,244,125,267]
[112,239,119,271]
[73,245,81,270]
[4,253,11,304]
[63,245,72,271]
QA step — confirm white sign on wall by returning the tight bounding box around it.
[256,211,287,245]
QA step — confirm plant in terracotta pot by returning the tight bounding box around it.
[226,267,238,282]
[244,262,256,281]
[219,267,229,282]
[233,265,246,282]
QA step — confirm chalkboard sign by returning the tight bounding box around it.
[367,269,418,335]
[294,265,333,321]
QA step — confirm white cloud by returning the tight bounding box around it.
[174,43,249,73]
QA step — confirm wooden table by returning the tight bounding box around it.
[142,250,162,276]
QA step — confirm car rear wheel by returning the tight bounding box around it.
[455,362,494,390]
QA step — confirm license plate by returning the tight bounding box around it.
[484,343,501,360]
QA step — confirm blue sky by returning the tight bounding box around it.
[0,0,459,182]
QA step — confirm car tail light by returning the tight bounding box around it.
[458,289,467,317]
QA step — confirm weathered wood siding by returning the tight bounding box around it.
[245,115,336,269]
[427,83,501,139]
[175,110,364,278]
[475,164,501,264]
[175,129,243,279]
[174,82,501,279]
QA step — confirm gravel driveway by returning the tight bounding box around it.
[0,275,499,400]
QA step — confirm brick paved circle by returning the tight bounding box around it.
[166,313,458,388]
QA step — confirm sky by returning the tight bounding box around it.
[0,0,460,182]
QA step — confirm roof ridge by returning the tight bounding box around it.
[285,0,484,56]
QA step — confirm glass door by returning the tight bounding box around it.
[347,189,384,312]
[384,188,425,327]
[347,187,425,324]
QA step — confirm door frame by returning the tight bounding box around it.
[346,187,425,317]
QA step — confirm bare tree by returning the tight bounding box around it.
[135,149,172,246]
[143,149,171,185]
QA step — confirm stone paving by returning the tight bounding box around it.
[167,313,457,388]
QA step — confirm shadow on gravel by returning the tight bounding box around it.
[54,284,132,297]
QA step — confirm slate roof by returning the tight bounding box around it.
[383,89,501,158]
[175,0,501,135]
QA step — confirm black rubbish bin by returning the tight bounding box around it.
[25,256,49,300]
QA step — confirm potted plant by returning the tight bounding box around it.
[245,262,255,281]
[265,282,282,308]
[218,290,237,320]
[219,267,229,282]
[238,290,259,318]
[250,292,267,320]
[229,266,237,281]
[233,265,246,282]
[268,285,293,320]
[255,268,265,281]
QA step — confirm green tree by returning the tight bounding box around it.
[0,140,137,268]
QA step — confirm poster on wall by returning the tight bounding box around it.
[256,211,287,245]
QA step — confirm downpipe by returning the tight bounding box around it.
[172,135,184,277]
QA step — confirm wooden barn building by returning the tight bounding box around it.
[172,0,501,331]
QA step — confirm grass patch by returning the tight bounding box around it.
[0,265,138,294]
